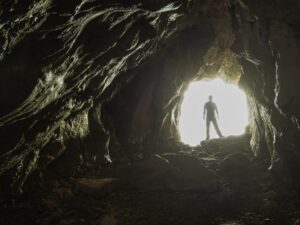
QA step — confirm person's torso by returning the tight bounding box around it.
[205,102,216,118]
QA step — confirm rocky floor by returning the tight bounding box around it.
[1,135,300,225]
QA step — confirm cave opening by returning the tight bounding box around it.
[179,78,249,146]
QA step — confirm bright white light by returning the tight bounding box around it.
[179,78,249,146]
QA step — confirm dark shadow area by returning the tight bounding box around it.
[3,135,299,225]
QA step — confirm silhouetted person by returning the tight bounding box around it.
[203,95,223,140]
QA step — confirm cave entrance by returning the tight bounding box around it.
[178,78,249,146]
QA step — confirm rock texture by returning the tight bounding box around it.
[0,0,300,214]
[0,0,205,197]
[2,136,299,225]
[232,0,300,188]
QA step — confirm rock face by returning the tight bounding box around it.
[0,0,200,197]
[233,0,300,188]
[0,0,300,201]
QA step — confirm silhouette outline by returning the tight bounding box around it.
[203,95,223,140]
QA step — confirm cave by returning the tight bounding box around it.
[1,0,300,224]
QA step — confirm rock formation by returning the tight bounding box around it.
[0,0,300,224]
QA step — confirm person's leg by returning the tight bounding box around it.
[206,119,211,140]
[212,118,223,137]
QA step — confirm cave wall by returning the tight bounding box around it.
[1,0,300,199]
[0,0,220,198]
[231,0,300,187]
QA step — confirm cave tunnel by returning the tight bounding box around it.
[1,0,300,224]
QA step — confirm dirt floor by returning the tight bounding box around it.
[1,135,300,225]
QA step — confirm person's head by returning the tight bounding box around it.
[208,95,213,101]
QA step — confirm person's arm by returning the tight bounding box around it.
[215,103,219,119]
[203,104,206,120]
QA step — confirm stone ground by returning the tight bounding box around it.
[1,135,300,225]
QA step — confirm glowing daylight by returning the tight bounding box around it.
[179,78,249,146]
